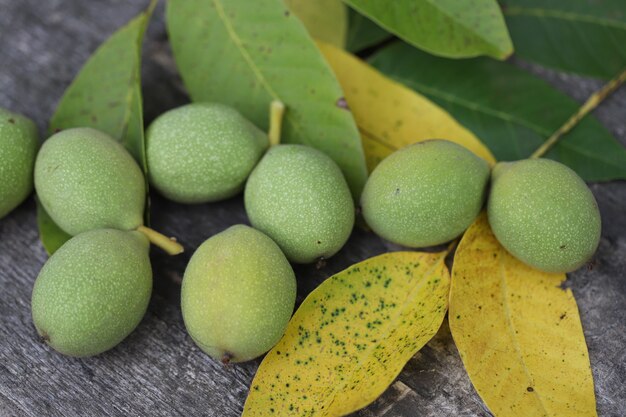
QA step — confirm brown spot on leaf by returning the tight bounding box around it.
[8,118,15,124]
[336,97,349,110]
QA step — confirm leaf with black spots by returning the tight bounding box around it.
[243,251,450,416]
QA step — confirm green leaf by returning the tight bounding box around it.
[342,0,513,59]
[39,1,155,255]
[166,0,368,197]
[370,42,626,182]
[345,8,391,53]
[502,0,626,80]
[36,202,72,256]
[284,0,348,47]
[49,3,153,168]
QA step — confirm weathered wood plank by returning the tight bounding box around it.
[0,1,625,416]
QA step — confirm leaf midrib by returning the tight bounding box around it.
[359,127,397,150]
[504,6,626,30]
[119,36,142,159]
[345,0,510,58]
[423,0,506,53]
[51,15,144,150]
[391,74,626,171]
[211,0,302,136]
[392,75,551,136]
[498,255,550,416]
[122,5,154,170]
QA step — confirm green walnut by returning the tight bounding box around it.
[146,103,269,203]
[0,108,39,219]
[361,140,490,248]
[31,229,152,357]
[488,158,601,273]
[244,144,355,264]
[182,225,296,363]
[35,127,145,235]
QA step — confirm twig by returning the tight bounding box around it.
[531,68,626,159]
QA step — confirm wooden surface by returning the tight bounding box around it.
[1,1,625,416]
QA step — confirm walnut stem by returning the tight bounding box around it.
[268,100,285,147]
[136,225,184,255]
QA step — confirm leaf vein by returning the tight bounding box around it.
[498,255,550,416]
[424,0,502,52]
[212,0,281,101]
[504,7,626,30]
[359,127,398,151]
[392,76,552,136]
[211,0,302,136]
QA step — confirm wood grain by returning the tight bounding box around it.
[0,1,625,416]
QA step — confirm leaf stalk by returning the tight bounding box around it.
[530,68,626,159]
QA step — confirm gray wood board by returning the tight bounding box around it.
[0,1,624,416]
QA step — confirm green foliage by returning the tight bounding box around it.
[36,203,72,255]
[284,0,348,47]
[39,2,155,254]
[343,0,513,59]
[166,0,367,197]
[48,2,154,167]
[502,0,626,79]
[345,8,390,52]
[370,42,626,181]
[14,0,623,413]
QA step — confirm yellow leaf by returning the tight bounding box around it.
[449,213,597,417]
[243,251,450,417]
[318,42,496,171]
[285,0,347,48]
